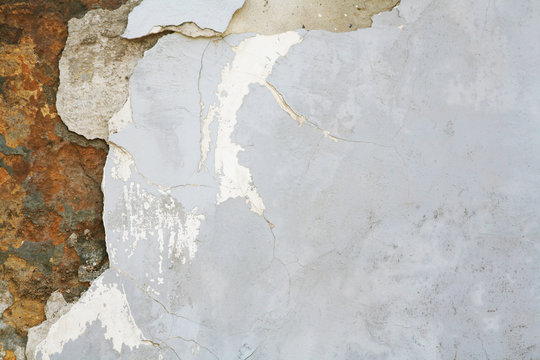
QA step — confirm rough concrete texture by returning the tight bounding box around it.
[0,0,125,358]
[57,0,159,140]
[33,0,540,359]
[123,0,246,38]
[226,0,400,34]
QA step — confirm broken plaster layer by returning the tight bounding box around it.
[145,22,221,38]
[225,0,400,34]
[200,32,304,216]
[56,0,156,140]
[123,0,401,37]
[58,0,401,142]
[38,0,540,358]
[34,274,147,360]
[122,0,245,38]
[25,292,72,360]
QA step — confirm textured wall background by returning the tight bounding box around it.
[1,0,539,359]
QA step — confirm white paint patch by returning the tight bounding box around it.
[34,277,144,359]
[109,95,133,135]
[119,182,204,265]
[199,32,303,216]
[111,146,135,182]
[26,292,72,360]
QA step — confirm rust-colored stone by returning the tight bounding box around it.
[0,0,125,356]
[3,350,16,360]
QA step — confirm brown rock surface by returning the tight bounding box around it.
[0,0,125,357]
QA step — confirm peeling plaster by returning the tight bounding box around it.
[108,94,134,136]
[110,145,134,182]
[38,0,540,358]
[26,292,72,360]
[34,277,144,359]
[200,32,303,216]
[123,0,245,38]
[146,22,222,39]
[56,0,400,142]
[116,182,204,266]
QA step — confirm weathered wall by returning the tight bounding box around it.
[3,0,540,359]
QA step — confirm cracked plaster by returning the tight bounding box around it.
[32,0,540,359]
[57,0,402,142]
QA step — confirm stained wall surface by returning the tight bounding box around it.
[17,0,540,359]
[0,1,126,358]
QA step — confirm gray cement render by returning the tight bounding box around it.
[35,0,540,359]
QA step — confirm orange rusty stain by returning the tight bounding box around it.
[3,350,16,360]
[0,0,125,353]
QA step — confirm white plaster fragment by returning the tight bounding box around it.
[34,277,144,359]
[26,292,72,360]
[111,146,135,182]
[199,32,303,216]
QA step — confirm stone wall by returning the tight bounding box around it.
[0,1,125,358]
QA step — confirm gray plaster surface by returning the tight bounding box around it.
[35,0,540,359]
[123,0,245,38]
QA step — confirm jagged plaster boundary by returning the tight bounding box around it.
[34,277,144,360]
[200,32,304,217]
[32,1,404,358]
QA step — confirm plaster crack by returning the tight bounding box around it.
[147,22,223,39]
[110,267,205,327]
[161,335,220,360]
[197,40,212,170]
[109,141,215,191]
[264,81,307,126]
[265,81,393,148]
[142,339,181,360]
[198,32,305,219]
[242,345,260,360]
